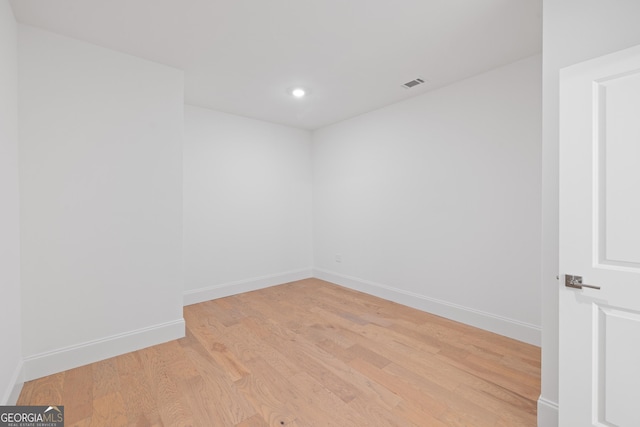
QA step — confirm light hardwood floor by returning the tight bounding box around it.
[18,278,541,426]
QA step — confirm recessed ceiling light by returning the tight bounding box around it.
[291,88,306,98]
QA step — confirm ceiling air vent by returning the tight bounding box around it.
[401,78,426,89]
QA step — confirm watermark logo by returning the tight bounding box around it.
[0,406,64,427]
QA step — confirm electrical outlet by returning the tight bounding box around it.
[335,254,342,263]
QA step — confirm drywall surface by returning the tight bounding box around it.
[540,1,640,425]
[0,0,22,404]
[183,105,312,303]
[18,25,184,378]
[313,55,542,344]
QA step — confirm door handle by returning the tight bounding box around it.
[565,274,600,290]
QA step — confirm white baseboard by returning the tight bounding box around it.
[23,318,185,381]
[313,268,541,346]
[183,268,313,306]
[1,360,24,405]
[537,396,559,427]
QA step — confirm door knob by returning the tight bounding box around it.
[565,274,600,290]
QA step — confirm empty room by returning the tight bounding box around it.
[2,1,640,426]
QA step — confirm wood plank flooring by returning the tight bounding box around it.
[18,278,541,426]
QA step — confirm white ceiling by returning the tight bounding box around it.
[10,0,541,130]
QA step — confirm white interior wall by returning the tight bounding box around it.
[0,0,23,404]
[9,11,546,390]
[183,105,313,304]
[313,55,542,345]
[18,25,185,380]
[539,1,640,426]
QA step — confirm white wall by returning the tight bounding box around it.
[183,105,312,304]
[539,1,640,426]
[313,55,542,345]
[0,0,22,404]
[18,25,185,380]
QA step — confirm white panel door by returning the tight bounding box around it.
[560,44,640,426]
